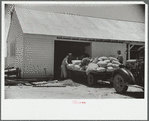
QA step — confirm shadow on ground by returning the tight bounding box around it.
[71,77,113,88]
[114,91,144,98]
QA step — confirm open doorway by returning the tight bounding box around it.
[130,45,144,59]
[54,40,91,79]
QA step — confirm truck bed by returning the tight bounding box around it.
[67,68,113,81]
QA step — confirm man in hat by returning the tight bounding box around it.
[117,50,123,64]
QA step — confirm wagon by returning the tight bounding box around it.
[67,68,114,86]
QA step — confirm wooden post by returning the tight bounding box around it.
[16,68,19,78]
[128,44,130,60]
[23,64,25,79]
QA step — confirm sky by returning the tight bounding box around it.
[4,3,145,57]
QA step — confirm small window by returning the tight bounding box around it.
[10,42,16,57]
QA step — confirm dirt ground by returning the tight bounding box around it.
[5,78,144,99]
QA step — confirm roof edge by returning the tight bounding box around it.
[24,33,145,44]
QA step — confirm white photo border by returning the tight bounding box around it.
[1,1,148,120]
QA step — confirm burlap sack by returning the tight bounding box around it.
[108,57,118,62]
[98,58,103,61]
[99,56,108,61]
[86,63,98,75]
[97,61,107,68]
[107,63,113,67]
[67,64,74,70]
[104,60,110,64]
[97,67,106,72]
[106,67,114,72]
[112,64,119,68]
[112,60,121,65]
[73,65,81,70]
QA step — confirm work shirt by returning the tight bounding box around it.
[68,56,72,64]
[61,56,68,66]
[117,55,123,64]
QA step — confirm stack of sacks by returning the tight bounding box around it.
[106,61,114,72]
[108,57,120,71]
[68,60,81,71]
[97,61,107,68]
[96,57,110,72]
[72,60,81,65]
[86,63,98,75]
[96,56,121,72]
[112,59,121,70]
[70,56,121,72]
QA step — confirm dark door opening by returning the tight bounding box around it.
[130,45,144,59]
[54,40,91,79]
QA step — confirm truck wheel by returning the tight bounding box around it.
[87,74,97,86]
[113,74,128,93]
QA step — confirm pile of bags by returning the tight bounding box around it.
[67,60,82,71]
[67,56,121,74]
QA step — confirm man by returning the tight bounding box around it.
[67,53,72,64]
[60,53,72,80]
[117,50,123,64]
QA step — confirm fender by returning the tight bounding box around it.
[112,68,135,84]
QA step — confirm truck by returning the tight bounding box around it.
[112,46,144,93]
[67,46,144,93]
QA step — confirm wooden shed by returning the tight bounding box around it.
[6,7,145,79]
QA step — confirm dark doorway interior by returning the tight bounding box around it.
[54,40,91,79]
[130,45,144,59]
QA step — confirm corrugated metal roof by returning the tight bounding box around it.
[16,7,145,42]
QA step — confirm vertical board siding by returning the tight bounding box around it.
[7,11,23,73]
[23,36,54,78]
[92,42,127,64]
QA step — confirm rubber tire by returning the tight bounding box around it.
[113,73,128,93]
[87,73,97,87]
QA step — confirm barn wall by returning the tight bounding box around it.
[6,11,24,74]
[92,42,127,64]
[23,34,55,79]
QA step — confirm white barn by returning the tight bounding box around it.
[6,7,145,79]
